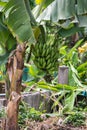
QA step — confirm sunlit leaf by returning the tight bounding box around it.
[59,46,67,55]
[29,65,38,77]
[0,1,7,11]
[67,39,83,59]
[69,63,78,76]
[77,62,87,72]
[4,0,35,44]
[69,63,87,88]
[63,91,76,113]
[37,80,78,91]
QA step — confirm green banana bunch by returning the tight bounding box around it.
[32,34,62,72]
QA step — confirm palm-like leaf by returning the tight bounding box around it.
[0,12,16,64]
[37,80,85,113]
[4,0,35,44]
[0,13,10,45]
[37,0,87,28]
[37,0,75,22]
[0,12,16,48]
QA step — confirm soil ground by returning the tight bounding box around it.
[0,116,87,130]
[21,116,87,130]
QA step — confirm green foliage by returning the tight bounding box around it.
[57,39,87,88]
[22,63,45,84]
[37,80,78,91]
[29,0,35,9]
[4,0,35,44]
[58,39,83,66]
[0,64,6,80]
[74,100,87,112]
[0,1,7,11]
[37,80,85,113]
[63,91,76,113]
[0,12,17,64]
[64,112,86,127]
[0,1,87,128]
[67,39,83,61]
[77,62,87,73]
[0,0,36,64]
[58,26,84,38]
[69,63,83,87]
[33,0,55,19]
[0,108,6,118]
[18,101,42,127]
[37,0,87,30]
[29,64,39,77]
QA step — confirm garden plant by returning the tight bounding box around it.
[0,0,87,130]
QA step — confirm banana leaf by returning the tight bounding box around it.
[56,0,75,20]
[58,26,84,38]
[36,1,57,22]
[68,68,77,87]
[0,13,17,56]
[36,0,87,28]
[33,0,55,18]
[4,0,35,44]
[0,19,16,50]
[37,80,83,92]
[0,12,16,63]
[69,62,87,88]
[67,39,83,59]
[44,0,55,8]
[0,51,11,64]
[37,0,75,23]
[77,62,87,72]
[78,15,87,27]
[37,80,86,113]
[63,91,77,113]
[0,12,10,45]
[0,20,10,46]
[37,80,58,91]
[77,0,87,15]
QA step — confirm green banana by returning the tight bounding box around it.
[42,59,46,68]
[46,63,52,69]
[46,54,51,60]
[32,34,65,72]
[46,59,51,66]
[42,49,46,57]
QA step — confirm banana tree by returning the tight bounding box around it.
[0,0,36,129]
[0,0,87,129]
